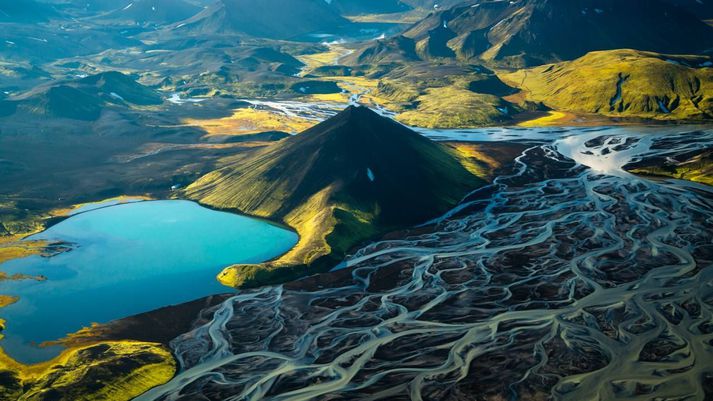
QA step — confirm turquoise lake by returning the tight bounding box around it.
[0,200,298,364]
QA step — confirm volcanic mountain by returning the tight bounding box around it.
[373,0,713,67]
[168,0,350,40]
[187,105,485,287]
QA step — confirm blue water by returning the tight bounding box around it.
[0,200,298,364]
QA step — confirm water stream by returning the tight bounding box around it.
[137,126,713,401]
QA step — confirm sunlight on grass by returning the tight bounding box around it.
[517,111,571,127]
[183,108,316,137]
[0,341,175,401]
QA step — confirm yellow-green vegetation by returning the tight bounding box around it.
[628,150,713,186]
[320,70,514,128]
[346,11,428,24]
[501,50,713,121]
[50,195,153,217]
[447,142,522,180]
[0,238,46,267]
[188,106,486,288]
[517,111,573,127]
[0,205,47,268]
[397,85,510,128]
[296,45,354,77]
[0,341,175,401]
[0,296,18,309]
[183,108,316,137]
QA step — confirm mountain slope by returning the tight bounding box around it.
[661,0,713,19]
[398,0,713,67]
[627,148,713,186]
[0,0,58,22]
[342,35,419,65]
[327,0,412,15]
[10,71,163,120]
[501,49,713,120]
[187,106,485,287]
[96,0,202,25]
[169,0,350,40]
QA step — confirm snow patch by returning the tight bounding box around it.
[168,93,206,105]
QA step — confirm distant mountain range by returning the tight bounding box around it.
[2,0,713,126]
[351,0,713,67]
[162,0,350,40]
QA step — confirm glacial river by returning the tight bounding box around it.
[136,125,713,401]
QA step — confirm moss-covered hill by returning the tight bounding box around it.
[0,341,174,401]
[186,106,486,288]
[626,148,713,186]
[501,50,713,121]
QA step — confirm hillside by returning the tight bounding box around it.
[393,0,713,67]
[662,0,713,19]
[186,106,485,287]
[501,50,713,121]
[169,0,350,40]
[627,148,713,186]
[0,0,58,22]
[95,0,202,25]
[10,71,163,120]
[327,0,412,15]
[342,35,419,65]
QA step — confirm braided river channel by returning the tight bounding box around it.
[137,125,713,401]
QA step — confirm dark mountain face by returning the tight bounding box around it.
[171,0,350,40]
[343,35,419,64]
[402,0,713,67]
[190,105,481,225]
[9,71,163,121]
[270,105,481,224]
[401,0,464,9]
[0,0,58,22]
[661,0,713,19]
[187,105,484,286]
[327,0,412,15]
[96,0,202,25]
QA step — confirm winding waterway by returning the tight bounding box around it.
[135,125,713,401]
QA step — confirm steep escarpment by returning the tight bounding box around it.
[355,0,713,67]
